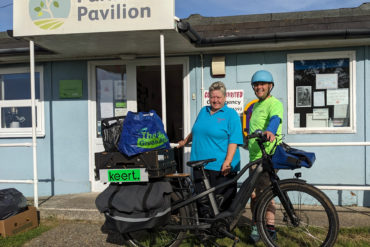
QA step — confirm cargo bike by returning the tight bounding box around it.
[95,130,339,247]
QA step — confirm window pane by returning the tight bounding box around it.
[293,58,350,128]
[96,65,127,137]
[1,73,40,100]
[1,107,37,128]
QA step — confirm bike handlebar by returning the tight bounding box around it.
[246,129,268,143]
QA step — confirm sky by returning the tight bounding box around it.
[0,0,368,31]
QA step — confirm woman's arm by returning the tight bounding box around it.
[221,143,237,176]
[177,133,192,148]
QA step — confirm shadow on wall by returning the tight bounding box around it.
[364,191,370,207]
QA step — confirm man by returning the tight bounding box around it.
[248,70,284,243]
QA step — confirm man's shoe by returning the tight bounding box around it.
[249,225,260,243]
[267,228,277,241]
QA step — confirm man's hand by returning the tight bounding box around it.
[264,130,276,142]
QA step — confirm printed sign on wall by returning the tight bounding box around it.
[203,90,244,115]
[14,0,175,37]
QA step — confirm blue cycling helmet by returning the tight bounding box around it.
[251,70,274,85]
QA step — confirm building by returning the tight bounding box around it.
[1,2,370,206]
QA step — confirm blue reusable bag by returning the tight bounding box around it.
[118,110,170,156]
[271,142,316,170]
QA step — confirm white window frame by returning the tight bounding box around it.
[287,51,356,134]
[0,66,45,138]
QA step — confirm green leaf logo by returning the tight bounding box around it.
[29,0,70,30]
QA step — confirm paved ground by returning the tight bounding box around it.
[23,222,125,247]
[22,192,370,246]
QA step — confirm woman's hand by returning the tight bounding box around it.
[221,162,232,176]
[177,140,186,148]
[177,133,192,148]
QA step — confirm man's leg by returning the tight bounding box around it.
[249,166,276,242]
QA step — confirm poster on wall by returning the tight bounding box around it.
[327,88,349,105]
[313,108,329,120]
[334,104,348,118]
[313,91,325,107]
[306,113,328,127]
[203,90,244,115]
[296,86,312,108]
[316,73,338,89]
[294,113,300,128]
[99,80,114,119]
[114,80,125,100]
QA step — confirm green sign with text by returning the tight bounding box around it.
[59,80,83,98]
[107,169,141,182]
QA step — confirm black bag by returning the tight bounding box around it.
[0,188,28,220]
[95,181,172,233]
[272,142,316,170]
[101,116,125,152]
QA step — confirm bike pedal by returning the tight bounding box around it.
[219,228,239,244]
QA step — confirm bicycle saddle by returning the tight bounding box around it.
[186,158,216,168]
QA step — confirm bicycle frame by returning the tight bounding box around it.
[169,136,301,232]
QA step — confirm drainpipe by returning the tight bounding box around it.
[200,53,205,107]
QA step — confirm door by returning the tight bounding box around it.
[89,58,190,192]
[89,61,137,191]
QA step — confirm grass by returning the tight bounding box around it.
[152,226,370,247]
[0,219,369,247]
[335,227,370,247]
[0,217,58,247]
[218,226,370,247]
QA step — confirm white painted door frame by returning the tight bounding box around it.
[88,57,190,192]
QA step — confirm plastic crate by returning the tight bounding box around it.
[95,149,177,180]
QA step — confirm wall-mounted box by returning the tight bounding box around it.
[212,56,226,77]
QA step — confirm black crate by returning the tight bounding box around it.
[95,149,177,179]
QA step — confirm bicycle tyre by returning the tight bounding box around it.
[256,181,339,247]
[123,192,191,247]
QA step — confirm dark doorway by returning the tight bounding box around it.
[136,65,184,171]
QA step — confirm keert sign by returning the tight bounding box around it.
[14,0,175,37]
[203,90,244,115]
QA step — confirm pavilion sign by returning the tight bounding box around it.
[13,0,175,37]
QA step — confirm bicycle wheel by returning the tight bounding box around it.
[123,192,191,247]
[256,181,339,247]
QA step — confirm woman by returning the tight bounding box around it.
[178,81,243,215]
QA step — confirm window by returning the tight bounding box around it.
[0,67,44,137]
[96,65,127,137]
[287,51,356,134]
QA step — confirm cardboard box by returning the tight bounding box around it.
[0,206,38,237]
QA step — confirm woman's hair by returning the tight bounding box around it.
[209,81,226,96]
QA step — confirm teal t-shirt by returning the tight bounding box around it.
[248,96,283,161]
[190,105,243,171]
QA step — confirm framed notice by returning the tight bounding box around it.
[296,86,312,108]
[288,52,355,133]
[59,80,83,99]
